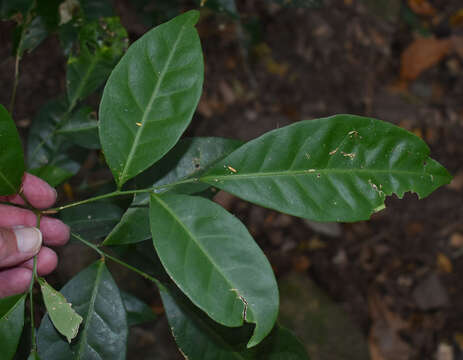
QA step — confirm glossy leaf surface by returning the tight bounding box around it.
[66,17,128,108]
[0,105,24,195]
[201,115,452,222]
[104,137,242,246]
[99,10,204,187]
[27,99,80,175]
[0,294,25,360]
[121,291,157,326]
[161,288,308,359]
[39,278,83,343]
[37,260,128,360]
[29,165,73,187]
[150,193,278,347]
[60,203,123,241]
[57,106,100,149]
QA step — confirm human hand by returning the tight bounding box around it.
[0,173,70,298]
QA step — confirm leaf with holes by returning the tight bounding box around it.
[150,193,279,347]
[0,294,26,360]
[0,104,24,195]
[99,10,204,187]
[39,278,82,343]
[201,115,452,222]
[104,137,242,246]
[37,260,128,360]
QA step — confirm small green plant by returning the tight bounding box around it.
[0,7,452,360]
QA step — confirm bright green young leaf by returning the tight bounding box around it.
[37,260,128,360]
[39,278,83,343]
[0,104,24,195]
[99,10,204,188]
[120,291,157,326]
[104,137,242,246]
[60,202,123,241]
[0,294,26,360]
[161,287,308,359]
[201,115,452,222]
[66,17,128,109]
[57,106,100,149]
[150,193,279,347]
[29,165,73,187]
[27,99,80,174]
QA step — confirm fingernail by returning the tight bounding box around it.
[14,227,42,254]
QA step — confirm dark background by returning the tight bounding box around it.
[1,0,463,359]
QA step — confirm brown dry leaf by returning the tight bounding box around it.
[450,233,463,248]
[437,253,453,273]
[400,36,452,81]
[407,0,437,16]
[368,294,412,360]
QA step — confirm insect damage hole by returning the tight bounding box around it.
[231,288,249,321]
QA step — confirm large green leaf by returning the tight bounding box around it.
[104,137,242,246]
[161,287,308,359]
[57,106,100,149]
[66,17,128,109]
[29,165,74,187]
[27,99,80,174]
[149,193,279,347]
[201,115,452,222]
[0,105,24,195]
[60,203,123,241]
[120,291,157,327]
[37,260,128,360]
[39,278,83,343]
[0,294,26,360]
[99,10,204,187]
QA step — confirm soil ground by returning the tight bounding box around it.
[1,1,463,359]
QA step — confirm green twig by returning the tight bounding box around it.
[28,212,41,354]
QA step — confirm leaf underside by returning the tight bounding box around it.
[201,115,451,222]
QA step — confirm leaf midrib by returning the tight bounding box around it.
[0,171,18,194]
[118,23,188,187]
[152,195,246,325]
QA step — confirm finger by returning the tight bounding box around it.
[0,267,32,298]
[0,205,70,246]
[20,247,58,276]
[3,173,57,209]
[0,227,42,268]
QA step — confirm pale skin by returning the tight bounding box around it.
[0,173,70,298]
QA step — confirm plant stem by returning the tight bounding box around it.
[9,54,20,114]
[28,212,41,354]
[48,178,198,212]
[71,233,161,287]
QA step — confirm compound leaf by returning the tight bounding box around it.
[39,278,83,343]
[0,105,24,195]
[99,10,204,187]
[161,287,308,359]
[201,115,452,222]
[104,137,242,246]
[37,260,128,360]
[0,294,26,360]
[149,193,278,347]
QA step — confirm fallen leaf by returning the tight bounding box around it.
[437,253,453,273]
[407,0,437,16]
[400,36,452,81]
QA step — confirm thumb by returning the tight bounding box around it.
[0,227,42,268]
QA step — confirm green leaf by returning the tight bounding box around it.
[60,203,123,241]
[29,165,73,187]
[37,260,128,360]
[99,10,204,187]
[120,291,157,327]
[149,193,279,347]
[39,278,83,343]
[104,137,242,246]
[161,287,308,359]
[57,106,100,149]
[0,294,26,360]
[0,104,24,195]
[201,115,452,222]
[27,99,80,174]
[27,350,41,360]
[14,15,48,57]
[66,17,128,108]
